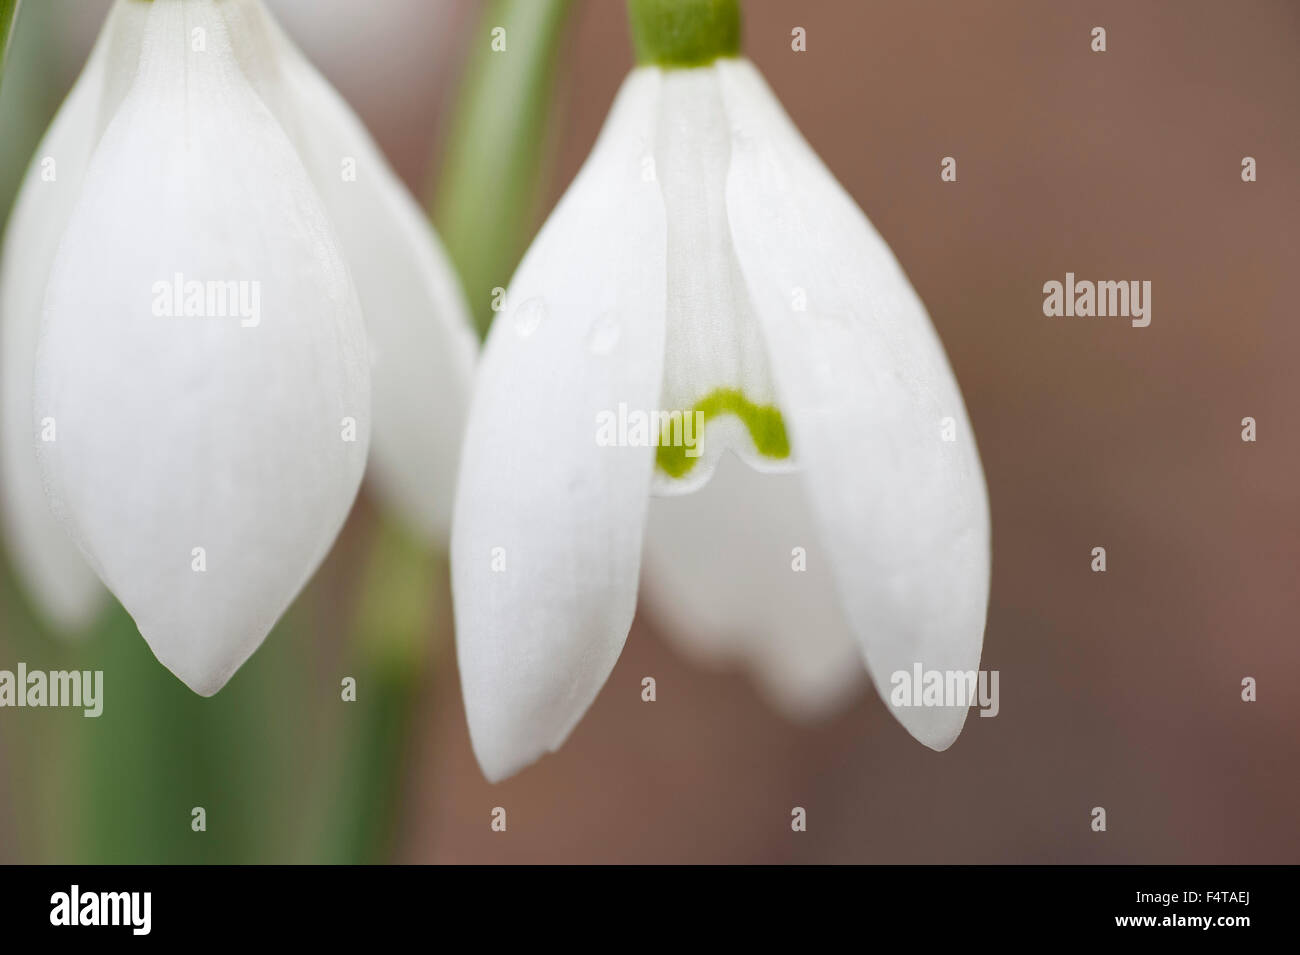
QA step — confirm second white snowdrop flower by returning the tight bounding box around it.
[453,0,991,781]
[18,0,359,694]
[5,0,474,688]
[32,0,372,694]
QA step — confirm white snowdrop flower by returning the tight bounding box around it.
[452,0,990,781]
[2,0,472,691]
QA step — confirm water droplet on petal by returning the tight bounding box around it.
[513,297,546,338]
[586,312,621,354]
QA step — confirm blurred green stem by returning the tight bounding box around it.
[432,0,573,337]
[317,516,444,863]
[0,0,20,91]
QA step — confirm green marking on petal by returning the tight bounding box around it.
[626,0,741,69]
[656,387,789,478]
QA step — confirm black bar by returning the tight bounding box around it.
[0,864,1282,939]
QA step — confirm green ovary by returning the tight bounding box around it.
[655,387,790,479]
[626,0,742,68]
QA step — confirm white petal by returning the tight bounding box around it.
[0,0,148,633]
[718,59,990,750]
[33,0,370,694]
[652,66,792,496]
[642,452,864,720]
[451,68,667,782]
[224,0,477,545]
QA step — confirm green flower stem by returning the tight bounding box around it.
[626,0,740,68]
[432,0,574,338]
[316,514,446,864]
[0,1,19,91]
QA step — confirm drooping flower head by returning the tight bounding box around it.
[453,0,990,780]
[2,0,474,691]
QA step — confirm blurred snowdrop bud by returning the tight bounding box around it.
[2,0,469,693]
[266,0,461,158]
[452,0,989,781]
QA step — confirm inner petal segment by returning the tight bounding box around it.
[651,65,794,494]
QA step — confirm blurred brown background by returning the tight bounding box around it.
[3,0,1298,863]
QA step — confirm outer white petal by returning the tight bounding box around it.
[642,452,864,720]
[0,0,153,633]
[224,0,477,545]
[717,59,990,750]
[0,13,121,633]
[451,69,667,782]
[33,0,370,694]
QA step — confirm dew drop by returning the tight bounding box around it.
[513,297,546,338]
[586,312,621,354]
